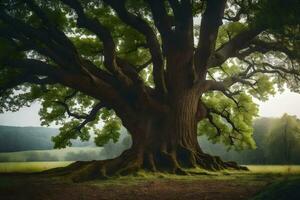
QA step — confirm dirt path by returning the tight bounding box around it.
[0,173,269,200]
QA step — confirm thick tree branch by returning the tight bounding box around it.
[234,40,299,61]
[4,58,124,107]
[4,59,64,78]
[208,26,265,68]
[0,10,74,68]
[115,58,145,83]
[144,0,172,41]
[0,8,103,80]
[0,21,120,90]
[168,0,180,16]
[168,0,193,31]
[250,40,298,60]
[195,0,226,79]
[3,57,146,127]
[0,73,55,95]
[61,0,132,87]
[103,0,167,95]
[0,5,145,94]
[24,0,80,56]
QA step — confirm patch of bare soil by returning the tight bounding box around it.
[0,174,267,200]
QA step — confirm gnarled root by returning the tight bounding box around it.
[42,148,143,182]
[42,144,247,182]
[196,152,248,171]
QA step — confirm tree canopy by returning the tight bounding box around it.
[0,0,299,151]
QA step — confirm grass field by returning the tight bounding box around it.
[1,161,300,174]
[247,165,300,174]
[0,161,72,173]
[0,162,299,200]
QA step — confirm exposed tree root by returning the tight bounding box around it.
[42,149,143,182]
[196,152,248,171]
[42,145,247,182]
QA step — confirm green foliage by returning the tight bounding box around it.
[216,22,248,49]
[0,85,38,113]
[200,115,300,165]
[71,37,103,59]
[94,117,121,147]
[52,120,86,148]
[209,58,277,101]
[248,74,275,101]
[0,0,299,151]
[253,0,300,31]
[198,92,258,150]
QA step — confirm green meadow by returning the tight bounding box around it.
[0,163,299,200]
[0,161,299,174]
[0,161,72,173]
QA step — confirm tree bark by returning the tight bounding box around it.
[45,88,246,182]
[3,0,292,183]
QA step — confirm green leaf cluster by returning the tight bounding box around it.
[198,92,258,150]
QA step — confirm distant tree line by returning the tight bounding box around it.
[0,126,94,152]
[201,114,300,164]
[0,115,299,164]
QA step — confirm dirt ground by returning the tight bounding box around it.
[0,173,272,200]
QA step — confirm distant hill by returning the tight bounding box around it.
[0,126,131,162]
[0,147,103,162]
[1,116,300,164]
[0,118,275,154]
[0,126,94,152]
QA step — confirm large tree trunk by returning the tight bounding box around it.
[46,89,246,182]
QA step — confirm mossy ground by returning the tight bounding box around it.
[0,162,299,200]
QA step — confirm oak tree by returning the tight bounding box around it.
[0,0,299,181]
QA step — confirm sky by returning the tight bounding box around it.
[1,90,300,128]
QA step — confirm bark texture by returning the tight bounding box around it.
[46,89,247,182]
[1,0,268,182]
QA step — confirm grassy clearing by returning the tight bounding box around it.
[0,163,299,200]
[87,166,300,187]
[0,161,72,173]
[247,165,300,174]
[0,162,300,176]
